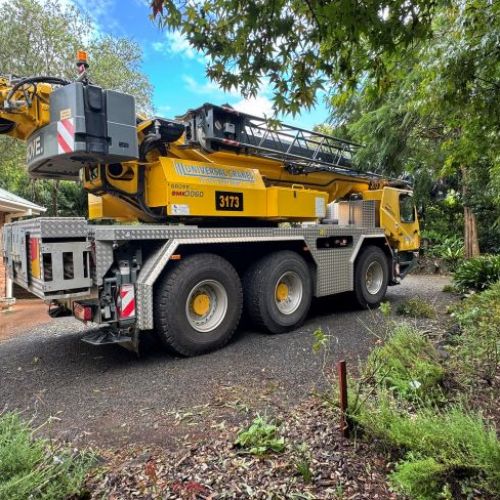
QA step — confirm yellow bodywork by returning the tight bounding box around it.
[82,149,419,251]
[0,77,52,140]
[363,187,420,251]
[85,157,329,221]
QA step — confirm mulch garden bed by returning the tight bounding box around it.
[86,398,396,499]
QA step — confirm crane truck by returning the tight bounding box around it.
[1,53,420,356]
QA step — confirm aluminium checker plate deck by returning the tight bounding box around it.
[87,207,383,329]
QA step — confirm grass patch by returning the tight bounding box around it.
[442,284,458,293]
[0,412,93,500]
[396,297,436,319]
[293,443,313,483]
[235,416,285,455]
[354,396,500,499]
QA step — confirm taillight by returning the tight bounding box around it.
[73,302,93,322]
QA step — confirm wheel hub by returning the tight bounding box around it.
[192,293,211,316]
[276,282,289,302]
[185,280,228,333]
[365,261,383,295]
[274,271,303,315]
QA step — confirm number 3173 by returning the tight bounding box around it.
[215,191,243,211]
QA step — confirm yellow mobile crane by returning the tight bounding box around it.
[1,54,419,355]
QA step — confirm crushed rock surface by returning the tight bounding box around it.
[0,274,452,451]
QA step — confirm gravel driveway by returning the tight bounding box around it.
[0,275,450,448]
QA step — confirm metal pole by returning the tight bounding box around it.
[337,359,349,438]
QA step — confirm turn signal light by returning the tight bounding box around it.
[77,50,87,62]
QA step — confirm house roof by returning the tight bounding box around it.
[0,187,46,215]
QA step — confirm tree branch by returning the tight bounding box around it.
[303,0,323,41]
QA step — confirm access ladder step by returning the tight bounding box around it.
[81,329,132,346]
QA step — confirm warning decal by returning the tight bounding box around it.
[57,118,75,154]
[118,284,136,320]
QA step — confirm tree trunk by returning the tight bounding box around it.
[464,206,480,258]
[462,165,480,258]
[51,180,59,216]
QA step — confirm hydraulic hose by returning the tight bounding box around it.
[5,76,70,107]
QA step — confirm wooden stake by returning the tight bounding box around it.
[337,359,349,438]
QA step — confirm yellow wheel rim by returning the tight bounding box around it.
[192,293,211,316]
[276,282,289,302]
[186,280,228,333]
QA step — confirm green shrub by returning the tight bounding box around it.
[235,416,285,455]
[450,281,500,383]
[396,297,436,318]
[330,296,500,499]
[426,235,464,269]
[354,396,500,499]
[453,254,500,292]
[364,324,444,402]
[390,456,449,500]
[379,301,392,317]
[0,413,92,500]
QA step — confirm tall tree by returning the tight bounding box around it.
[332,1,500,255]
[151,0,438,115]
[151,0,499,254]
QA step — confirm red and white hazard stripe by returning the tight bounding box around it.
[57,118,75,154]
[118,284,136,320]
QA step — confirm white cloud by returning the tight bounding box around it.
[232,95,274,118]
[152,30,207,63]
[181,75,242,99]
[180,74,276,118]
[151,41,164,52]
[72,0,121,37]
[182,75,219,95]
[76,0,114,20]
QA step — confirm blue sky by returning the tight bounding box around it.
[73,0,330,129]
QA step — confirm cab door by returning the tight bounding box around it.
[380,187,420,251]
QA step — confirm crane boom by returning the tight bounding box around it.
[182,103,362,174]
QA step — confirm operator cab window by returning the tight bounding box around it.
[400,193,415,223]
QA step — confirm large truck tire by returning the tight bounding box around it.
[153,253,242,356]
[353,245,389,308]
[244,251,312,334]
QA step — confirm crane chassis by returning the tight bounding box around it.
[1,55,419,356]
